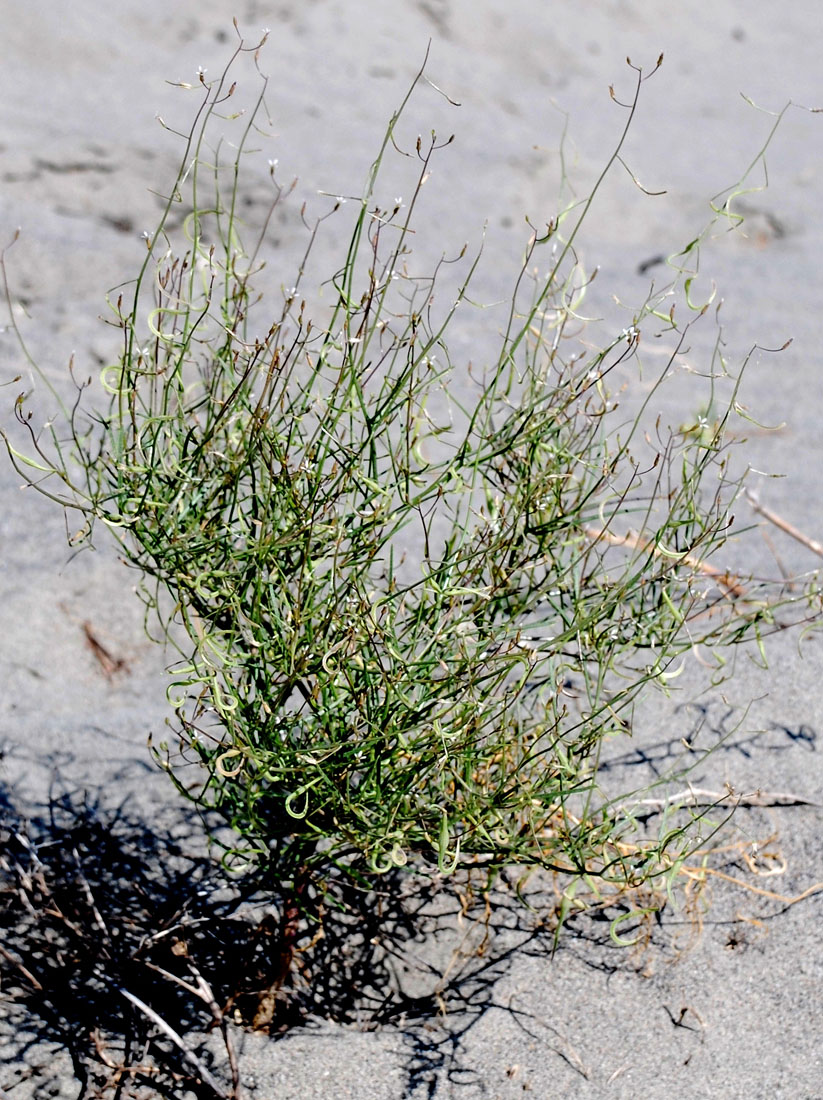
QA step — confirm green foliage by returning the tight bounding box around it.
[3,37,819,900]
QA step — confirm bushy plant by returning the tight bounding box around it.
[3,34,819,909]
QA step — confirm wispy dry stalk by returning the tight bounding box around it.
[0,942,43,992]
[583,525,747,598]
[114,982,229,1098]
[630,786,820,810]
[679,867,823,909]
[746,489,823,558]
[144,958,242,1098]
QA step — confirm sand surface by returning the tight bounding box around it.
[1,3,822,1097]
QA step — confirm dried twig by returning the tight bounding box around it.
[82,620,128,679]
[90,1028,166,1091]
[188,960,242,1099]
[0,942,43,991]
[746,489,823,558]
[144,957,242,1099]
[680,866,823,908]
[113,982,228,1098]
[71,847,110,939]
[630,786,820,811]
[583,525,747,598]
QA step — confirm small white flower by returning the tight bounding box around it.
[196,66,207,77]
[268,158,278,169]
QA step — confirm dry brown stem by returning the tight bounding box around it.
[746,489,823,559]
[632,786,820,810]
[583,525,747,598]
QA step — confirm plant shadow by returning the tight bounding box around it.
[0,777,657,1098]
[0,762,747,1100]
[599,695,818,784]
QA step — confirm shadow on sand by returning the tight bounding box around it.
[2,705,815,1098]
[0,770,646,1099]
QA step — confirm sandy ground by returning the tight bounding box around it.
[1,2,822,1097]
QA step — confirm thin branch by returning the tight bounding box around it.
[0,942,43,991]
[187,960,242,1099]
[630,786,820,811]
[143,960,242,1098]
[746,489,823,558]
[583,525,747,597]
[680,866,823,908]
[113,982,228,1098]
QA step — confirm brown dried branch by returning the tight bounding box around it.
[114,982,229,1098]
[679,867,823,908]
[82,620,129,679]
[0,942,43,992]
[144,956,242,1099]
[630,786,820,810]
[583,525,747,598]
[746,489,823,559]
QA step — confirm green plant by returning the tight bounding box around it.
[3,35,819,914]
